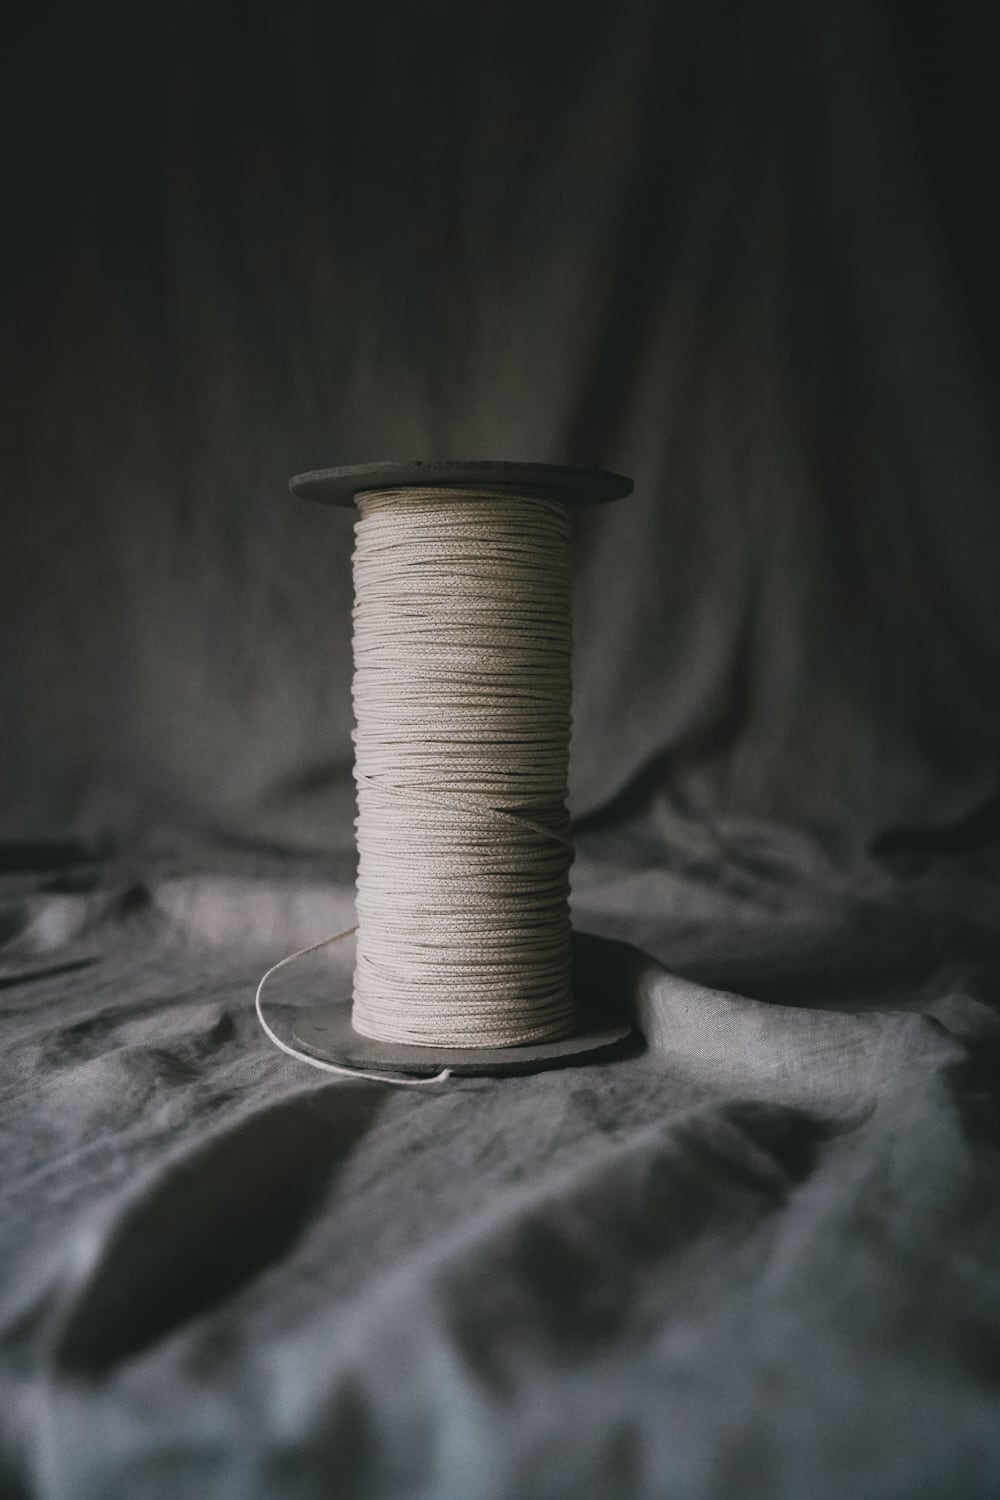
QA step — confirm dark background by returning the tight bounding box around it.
[2,0,998,875]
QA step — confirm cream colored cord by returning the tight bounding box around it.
[351,487,575,1047]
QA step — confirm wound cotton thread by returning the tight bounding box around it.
[350,486,576,1048]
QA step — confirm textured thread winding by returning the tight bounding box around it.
[350,486,575,1048]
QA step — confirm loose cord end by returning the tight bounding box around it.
[254,931,452,1088]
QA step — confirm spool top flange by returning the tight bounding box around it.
[290,459,633,508]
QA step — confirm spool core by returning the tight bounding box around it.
[290,460,633,1077]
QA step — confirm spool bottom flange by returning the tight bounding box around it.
[292,993,632,1077]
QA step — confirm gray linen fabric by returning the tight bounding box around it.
[2,859,999,1499]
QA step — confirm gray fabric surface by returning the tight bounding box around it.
[3,0,1000,1495]
[2,858,1000,1499]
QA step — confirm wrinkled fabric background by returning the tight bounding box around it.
[2,2,1000,1496]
